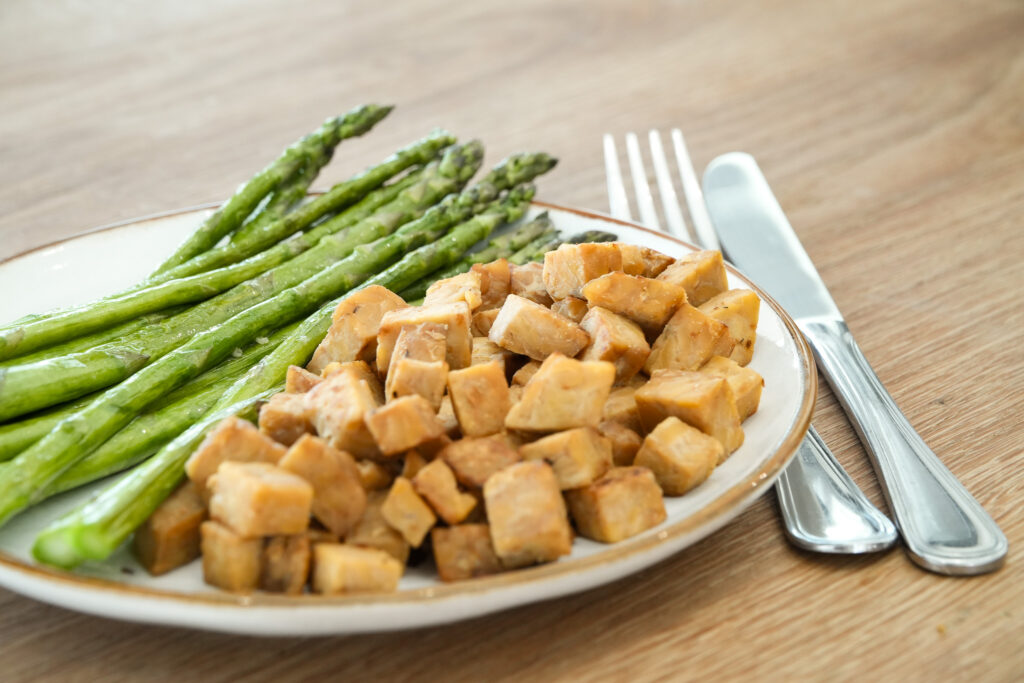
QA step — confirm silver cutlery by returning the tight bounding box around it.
[703,152,1007,575]
[603,130,898,555]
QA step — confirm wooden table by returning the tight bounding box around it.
[1,0,1022,679]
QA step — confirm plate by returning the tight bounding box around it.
[0,201,815,635]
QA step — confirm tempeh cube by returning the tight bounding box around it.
[185,417,287,495]
[440,434,522,489]
[644,303,735,374]
[258,392,314,446]
[133,480,206,576]
[424,270,483,310]
[366,395,446,456]
[260,534,311,595]
[311,544,403,595]
[472,259,512,310]
[413,459,477,524]
[377,302,473,374]
[391,322,448,363]
[286,365,322,393]
[634,417,722,495]
[401,450,430,479]
[509,262,553,306]
[437,394,461,438]
[471,336,511,371]
[200,521,262,593]
[321,360,385,404]
[505,354,615,432]
[355,460,396,492]
[381,476,436,547]
[511,359,542,386]
[431,524,504,582]
[208,462,313,538]
[579,307,650,384]
[598,420,644,466]
[488,294,590,360]
[542,242,625,300]
[698,289,761,366]
[307,285,408,374]
[346,491,409,563]
[447,362,511,437]
[581,272,687,334]
[618,244,675,277]
[550,296,589,323]
[384,357,448,410]
[699,355,764,420]
[565,467,667,542]
[635,370,744,455]
[484,461,573,568]
[656,250,728,307]
[278,434,366,537]
[307,370,380,459]
[602,386,644,433]
[519,427,613,489]
[471,308,501,336]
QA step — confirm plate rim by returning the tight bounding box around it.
[0,199,816,611]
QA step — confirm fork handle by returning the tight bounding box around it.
[802,317,1008,575]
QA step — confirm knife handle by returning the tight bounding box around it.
[802,317,1007,575]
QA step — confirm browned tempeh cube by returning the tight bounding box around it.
[260,534,311,595]
[401,449,429,479]
[635,417,721,495]
[656,250,728,307]
[542,242,626,300]
[307,369,380,459]
[618,244,675,277]
[346,491,409,563]
[699,355,764,420]
[437,394,461,438]
[384,357,448,410]
[509,262,553,306]
[200,520,262,593]
[321,360,385,404]
[505,354,615,432]
[440,434,522,489]
[431,524,504,582]
[413,459,478,524]
[311,544,403,595]
[258,392,314,447]
[381,476,436,547]
[471,336,511,371]
[581,272,687,334]
[636,370,744,455]
[698,289,761,366]
[602,386,644,433]
[471,308,501,336]
[355,459,397,492]
[644,303,735,374]
[446,362,511,437]
[565,467,667,542]
[598,420,644,466]
[286,365,322,393]
[511,359,542,386]
[185,417,287,495]
[484,461,573,568]
[133,480,206,576]
[579,307,650,384]
[550,295,589,323]
[519,427,613,489]
[278,434,366,537]
[424,270,484,310]
[307,285,408,374]
[488,294,590,360]
[365,395,446,456]
[208,462,313,538]
[391,322,448,363]
[377,302,473,374]
[472,258,512,310]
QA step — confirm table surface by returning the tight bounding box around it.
[1,0,1022,680]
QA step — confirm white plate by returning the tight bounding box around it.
[0,201,815,636]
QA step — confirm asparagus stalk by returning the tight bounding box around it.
[32,184,539,567]
[152,105,392,275]
[568,229,619,244]
[509,230,560,265]
[396,211,554,300]
[0,143,481,420]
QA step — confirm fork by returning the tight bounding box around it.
[603,129,898,553]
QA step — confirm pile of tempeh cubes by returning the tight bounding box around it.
[132,243,764,595]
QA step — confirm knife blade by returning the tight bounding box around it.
[702,152,1007,575]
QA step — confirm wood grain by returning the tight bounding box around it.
[1,0,1022,680]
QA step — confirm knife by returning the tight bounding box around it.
[702,152,1007,575]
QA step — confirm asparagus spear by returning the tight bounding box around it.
[151,105,392,275]
[32,184,538,567]
[568,229,619,244]
[0,143,481,420]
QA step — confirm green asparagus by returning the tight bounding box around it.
[151,105,392,275]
